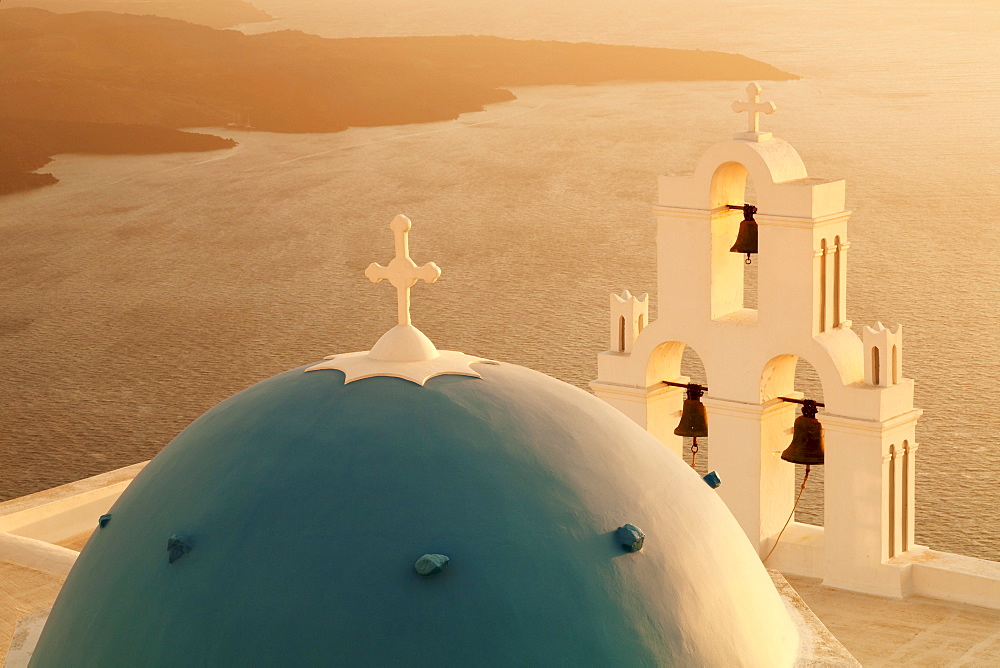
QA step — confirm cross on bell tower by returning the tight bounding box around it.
[732,82,777,142]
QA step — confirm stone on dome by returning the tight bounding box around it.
[414,553,450,576]
[615,523,645,552]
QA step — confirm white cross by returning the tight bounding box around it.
[365,214,441,327]
[732,82,777,133]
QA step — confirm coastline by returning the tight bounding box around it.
[0,7,796,195]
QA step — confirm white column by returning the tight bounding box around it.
[822,410,921,596]
[703,397,796,552]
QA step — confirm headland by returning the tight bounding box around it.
[0,7,797,194]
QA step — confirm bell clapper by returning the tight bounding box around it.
[690,436,699,468]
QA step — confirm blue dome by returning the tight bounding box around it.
[32,362,798,666]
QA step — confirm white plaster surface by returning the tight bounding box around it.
[307,346,497,385]
[0,535,76,577]
[769,571,859,667]
[0,483,128,545]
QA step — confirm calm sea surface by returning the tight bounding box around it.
[3,0,999,558]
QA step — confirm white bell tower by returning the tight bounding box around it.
[591,84,921,597]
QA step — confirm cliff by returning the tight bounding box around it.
[0,119,236,194]
[0,8,798,193]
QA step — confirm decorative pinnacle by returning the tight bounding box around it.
[365,215,441,326]
[732,82,777,133]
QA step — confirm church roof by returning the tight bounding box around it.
[32,360,798,665]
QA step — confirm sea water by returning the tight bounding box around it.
[2,0,999,559]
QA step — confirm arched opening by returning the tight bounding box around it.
[872,347,881,385]
[892,345,899,385]
[679,346,711,475]
[644,341,709,469]
[742,175,759,311]
[789,357,825,526]
[708,162,759,319]
[760,355,826,526]
[644,340,687,386]
[637,313,644,334]
[618,316,626,353]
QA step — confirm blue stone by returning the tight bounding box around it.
[702,471,722,489]
[414,553,450,576]
[616,524,645,552]
[98,514,112,528]
[167,534,192,564]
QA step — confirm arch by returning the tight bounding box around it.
[709,162,750,318]
[760,354,798,402]
[872,347,881,385]
[680,346,709,387]
[618,316,626,353]
[760,354,827,404]
[638,313,645,334]
[892,345,899,385]
[709,161,751,211]
[644,340,708,388]
[690,139,809,215]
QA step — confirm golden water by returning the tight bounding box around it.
[2,0,999,559]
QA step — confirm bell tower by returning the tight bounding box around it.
[591,83,922,598]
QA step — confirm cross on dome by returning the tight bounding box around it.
[732,82,777,134]
[305,214,495,384]
[365,214,441,327]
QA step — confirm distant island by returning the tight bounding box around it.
[0,8,798,194]
[4,0,274,29]
[0,119,236,193]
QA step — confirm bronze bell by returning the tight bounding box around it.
[674,384,708,438]
[729,203,758,264]
[781,400,825,466]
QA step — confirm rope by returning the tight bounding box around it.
[690,437,699,469]
[762,465,810,564]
